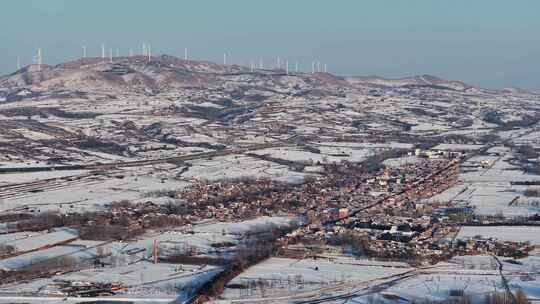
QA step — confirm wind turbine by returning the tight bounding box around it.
[37,48,42,71]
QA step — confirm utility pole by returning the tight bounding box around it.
[153,240,158,264]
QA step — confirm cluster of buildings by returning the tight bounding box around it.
[445,237,532,258]
[173,157,458,227]
[274,155,531,264]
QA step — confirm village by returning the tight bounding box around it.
[0,54,540,303]
[0,143,538,302]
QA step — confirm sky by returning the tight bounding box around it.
[0,0,539,90]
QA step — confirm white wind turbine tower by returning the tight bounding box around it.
[277,56,281,69]
[259,59,264,69]
[250,59,255,72]
[142,43,147,56]
[102,44,106,59]
[324,64,327,73]
[184,48,188,61]
[37,48,42,71]
[312,61,315,74]
[109,49,113,63]
[147,45,151,62]
[16,56,21,70]
[285,60,289,75]
[223,53,227,65]
[116,49,120,57]
[82,46,87,59]
[317,61,321,73]
[295,61,299,73]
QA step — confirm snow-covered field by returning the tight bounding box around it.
[428,146,540,216]
[2,53,540,303]
[222,256,412,300]
[185,154,307,183]
[2,227,78,253]
[457,226,540,244]
[249,146,371,164]
[0,167,193,213]
[341,254,540,303]
[0,261,222,302]
[122,216,300,259]
[433,143,485,151]
[193,216,299,235]
[0,244,98,271]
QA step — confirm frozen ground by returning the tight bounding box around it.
[383,156,421,168]
[0,167,193,213]
[0,261,222,302]
[457,226,540,244]
[433,143,485,151]
[2,227,78,253]
[427,146,540,216]
[2,55,540,303]
[193,216,299,235]
[331,254,540,304]
[0,154,308,213]
[249,146,371,165]
[221,255,412,300]
[120,216,300,259]
[0,244,98,271]
[185,154,307,183]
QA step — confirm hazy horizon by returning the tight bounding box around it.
[1,0,539,90]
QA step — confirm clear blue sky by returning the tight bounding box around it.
[1,0,539,90]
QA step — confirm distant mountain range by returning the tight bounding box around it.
[0,54,531,95]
